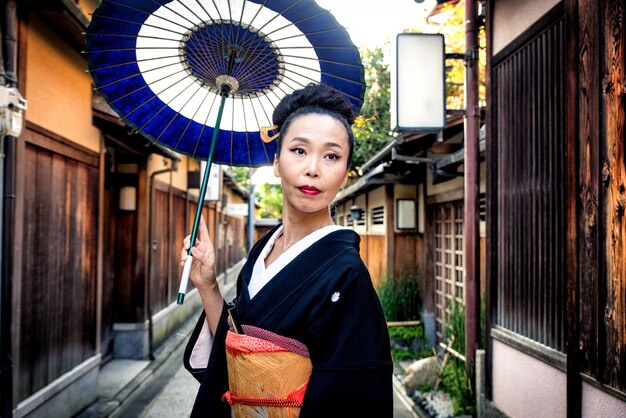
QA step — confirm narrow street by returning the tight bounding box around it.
[112,339,417,418]
[112,282,417,417]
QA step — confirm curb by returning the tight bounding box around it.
[78,263,242,418]
[393,374,429,418]
[78,315,198,418]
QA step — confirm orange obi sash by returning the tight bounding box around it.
[223,326,312,418]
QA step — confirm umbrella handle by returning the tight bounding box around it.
[177,85,231,305]
[177,256,193,304]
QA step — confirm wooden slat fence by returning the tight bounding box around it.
[17,140,99,403]
[492,16,566,352]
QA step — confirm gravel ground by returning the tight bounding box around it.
[411,389,455,418]
[394,361,456,418]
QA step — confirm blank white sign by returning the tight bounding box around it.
[391,33,446,132]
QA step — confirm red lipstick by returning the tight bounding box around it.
[298,185,321,196]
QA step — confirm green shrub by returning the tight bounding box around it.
[376,266,422,322]
[441,301,476,415]
[440,359,475,416]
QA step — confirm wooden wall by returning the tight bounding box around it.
[575,0,626,395]
[16,127,99,403]
[360,235,385,288]
[148,184,246,313]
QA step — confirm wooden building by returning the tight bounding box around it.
[333,115,487,346]
[3,1,248,416]
[483,0,626,416]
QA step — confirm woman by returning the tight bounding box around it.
[182,83,392,417]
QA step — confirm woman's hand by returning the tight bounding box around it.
[180,215,217,291]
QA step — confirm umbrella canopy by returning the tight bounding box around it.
[85,0,366,167]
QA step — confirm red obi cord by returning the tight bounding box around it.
[222,383,307,407]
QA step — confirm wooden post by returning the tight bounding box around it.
[464,0,481,373]
[565,0,581,416]
[601,0,625,392]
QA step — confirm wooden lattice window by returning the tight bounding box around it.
[434,201,464,342]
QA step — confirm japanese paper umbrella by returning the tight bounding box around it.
[85,0,365,304]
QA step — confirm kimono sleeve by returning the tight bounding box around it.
[300,255,393,418]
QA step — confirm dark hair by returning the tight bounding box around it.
[272,83,356,168]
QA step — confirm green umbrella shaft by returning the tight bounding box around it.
[178,86,230,305]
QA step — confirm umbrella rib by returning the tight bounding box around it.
[240,97,252,166]
[247,93,271,164]
[152,83,205,144]
[277,45,360,50]
[230,42,278,86]
[230,96,235,166]
[137,78,197,132]
[88,14,186,36]
[171,0,209,28]
[192,93,220,159]
[190,0,216,25]
[84,46,180,53]
[186,48,221,84]
[230,35,273,80]
[105,68,188,105]
[119,74,190,119]
[145,0,197,30]
[231,0,249,57]
[233,33,273,84]
[103,0,191,32]
[172,89,212,151]
[252,92,274,127]
[271,28,346,44]
[88,54,180,72]
[250,0,307,39]
[281,54,364,69]
[283,64,366,86]
[86,32,182,44]
[209,0,225,22]
[233,0,303,54]
[263,9,331,38]
[283,70,364,103]
[243,0,270,34]
[185,37,224,82]
[94,60,181,90]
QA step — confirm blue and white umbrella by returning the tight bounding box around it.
[85,0,365,303]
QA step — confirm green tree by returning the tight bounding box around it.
[351,46,393,173]
[256,183,283,218]
[430,2,487,109]
[229,166,250,189]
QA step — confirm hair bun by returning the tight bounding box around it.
[272,83,356,128]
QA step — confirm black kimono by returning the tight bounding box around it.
[183,225,393,417]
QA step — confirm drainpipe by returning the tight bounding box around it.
[463,0,481,376]
[147,160,178,360]
[1,1,17,416]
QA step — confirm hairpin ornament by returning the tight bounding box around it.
[260,125,280,143]
[354,115,378,127]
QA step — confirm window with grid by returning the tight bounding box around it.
[433,201,464,342]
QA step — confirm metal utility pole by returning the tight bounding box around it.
[463,0,481,373]
[247,169,255,253]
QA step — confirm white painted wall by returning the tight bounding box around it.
[492,0,561,55]
[582,382,626,417]
[492,339,566,418]
[368,186,386,235]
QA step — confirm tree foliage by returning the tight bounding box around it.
[229,166,250,189]
[351,46,393,173]
[255,183,283,219]
[431,2,487,109]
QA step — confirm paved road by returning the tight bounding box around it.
[114,340,416,418]
[113,282,417,418]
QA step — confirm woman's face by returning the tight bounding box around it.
[273,113,350,216]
